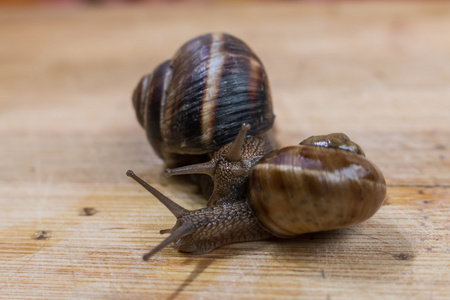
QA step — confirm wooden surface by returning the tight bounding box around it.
[0,2,449,299]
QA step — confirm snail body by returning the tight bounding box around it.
[127,133,386,260]
[132,33,275,167]
[165,123,277,206]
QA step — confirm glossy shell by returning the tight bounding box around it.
[248,145,386,237]
[132,32,275,160]
[300,133,365,156]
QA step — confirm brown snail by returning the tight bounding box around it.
[132,32,275,168]
[127,133,386,261]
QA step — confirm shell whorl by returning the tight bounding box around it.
[132,60,172,158]
[249,145,386,238]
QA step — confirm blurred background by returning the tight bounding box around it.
[2,0,333,5]
[2,0,166,4]
[1,0,449,299]
[0,0,359,5]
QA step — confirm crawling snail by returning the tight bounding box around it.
[132,33,277,206]
[127,132,386,261]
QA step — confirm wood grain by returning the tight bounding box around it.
[0,2,449,299]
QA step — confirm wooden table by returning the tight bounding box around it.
[1,2,449,299]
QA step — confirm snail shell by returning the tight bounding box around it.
[132,33,275,165]
[249,139,386,237]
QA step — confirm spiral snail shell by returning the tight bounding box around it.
[127,133,386,260]
[249,137,385,238]
[132,33,275,167]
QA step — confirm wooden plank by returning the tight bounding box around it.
[0,2,449,299]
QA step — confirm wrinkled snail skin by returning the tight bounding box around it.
[132,33,275,167]
[203,135,276,206]
[169,202,272,255]
[127,133,386,260]
[165,124,278,207]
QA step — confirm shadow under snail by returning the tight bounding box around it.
[132,33,279,207]
[127,131,386,261]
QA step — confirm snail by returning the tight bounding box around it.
[132,32,275,168]
[131,33,277,205]
[127,133,386,261]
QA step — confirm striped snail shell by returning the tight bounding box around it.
[249,133,386,238]
[132,33,275,166]
[127,133,386,260]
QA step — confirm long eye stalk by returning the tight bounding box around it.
[127,170,197,260]
[126,170,188,218]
